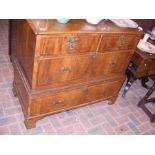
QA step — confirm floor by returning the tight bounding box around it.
[1,20,155,135]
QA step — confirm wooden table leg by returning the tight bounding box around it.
[141,76,150,89]
[138,82,155,107]
[122,69,136,97]
[138,82,155,122]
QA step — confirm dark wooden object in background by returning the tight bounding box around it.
[9,20,17,61]
[133,19,155,32]
[122,39,155,97]
[138,80,155,122]
[11,19,143,128]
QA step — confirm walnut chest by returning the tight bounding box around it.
[11,19,143,128]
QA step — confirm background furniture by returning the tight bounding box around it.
[122,40,155,96]
[11,19,143,128]
[138,80,155,122]
[133,19,155,32]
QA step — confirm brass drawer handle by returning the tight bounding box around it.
[67,42,77,49]
[117,36,125,46]
[60,66,71,72]
[67,37,79,43]
[67,37,79,49]
[52,99,64,105]
[144,64,147,67]
[109,61,117,65]
[103,90,109,95]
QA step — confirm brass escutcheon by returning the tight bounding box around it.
[117,36,125,46]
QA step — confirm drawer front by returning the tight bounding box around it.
[99,34,140,52]
[34,52,132,89]
[30,79,123,116]
[148,59,155,75]
[36,34,101,56]
[135,60,149,77]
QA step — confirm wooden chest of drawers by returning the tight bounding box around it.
[11,19,143,128]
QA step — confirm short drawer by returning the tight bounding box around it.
[35,34,101,56]
[30,79,123,116]
[99,34,140,52]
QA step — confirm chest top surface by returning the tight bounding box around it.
[27,19,144,35]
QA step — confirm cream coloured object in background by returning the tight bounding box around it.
[137,39,155,54]
[110,19,138,28]
[143,33,150,42]
[86,19,102,24]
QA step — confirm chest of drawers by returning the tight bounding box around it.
[11,19,143,128]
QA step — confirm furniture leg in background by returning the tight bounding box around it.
[138,81,155,122]
[122,66,136,97]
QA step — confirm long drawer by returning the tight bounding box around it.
[33,51,132,89]
[30,79,124,116]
